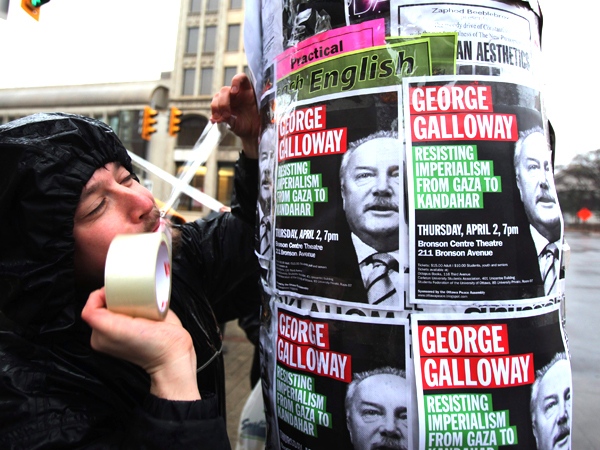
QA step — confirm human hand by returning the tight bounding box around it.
[81,288,201,400]
[210,73,260,158]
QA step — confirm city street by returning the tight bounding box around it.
[563,230,600,450]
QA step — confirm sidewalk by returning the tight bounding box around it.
[223,320,255,448]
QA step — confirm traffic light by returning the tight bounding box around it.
[140,106,158,141]
[168,107,183,136]
[21,0,51,21]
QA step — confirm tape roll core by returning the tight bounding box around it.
[155,241,170,315]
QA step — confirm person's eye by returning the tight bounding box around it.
[120,174,134,186]
[360,408,382,420]
[544,399,557,415]
[354,171,374,182]
[87,198,107,217]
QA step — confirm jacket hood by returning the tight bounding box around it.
[0,112,135,334]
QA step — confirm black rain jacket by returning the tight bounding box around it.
[0,113,261,449]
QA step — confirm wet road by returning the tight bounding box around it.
[563,230,600,450]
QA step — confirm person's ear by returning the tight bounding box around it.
[531,417,539,447]
[515,173,524,202]
[346,414,354,444]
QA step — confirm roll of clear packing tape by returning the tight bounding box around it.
[105,231,171,320]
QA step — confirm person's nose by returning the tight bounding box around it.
[121,188,155,223]
[538,167,552,189]
[373,173,392,195]
[379,413,400,435]
[557,399,569,425]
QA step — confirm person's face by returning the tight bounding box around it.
[73,162,160,289]
[515,132,561,242]
[258,137,274,214]
[341,138,400,252]
[532,360,571,450]
[346,374,409,450]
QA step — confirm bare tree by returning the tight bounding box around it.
[555,149,600,215]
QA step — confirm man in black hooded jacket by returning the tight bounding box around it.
[0,74,261,448]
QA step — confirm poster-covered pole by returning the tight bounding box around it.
[244,1,572,449]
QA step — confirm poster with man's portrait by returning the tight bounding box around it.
[269,300,412,449]
[412,304,571,450]
[405,76,564,305]
[273,88,409,308]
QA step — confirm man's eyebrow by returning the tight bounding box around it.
[525,156,541,164]
[80,163,121,199]
[543,393,559,403]
[359,400,383,408]
[80,178,102,201]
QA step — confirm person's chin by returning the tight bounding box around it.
[260,187,272,201]
[536,210,561,228]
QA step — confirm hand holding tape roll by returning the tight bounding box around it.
[104,226,172,321]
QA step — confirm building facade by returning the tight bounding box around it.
[169,0,249,215]
[0,0,249,217]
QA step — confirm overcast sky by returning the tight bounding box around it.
[0,0,180,87]
[0,0,597,167]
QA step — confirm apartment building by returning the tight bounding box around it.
[169,0,249,214]
[0,0,249,216]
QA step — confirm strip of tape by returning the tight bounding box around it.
[127,151,226,213]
